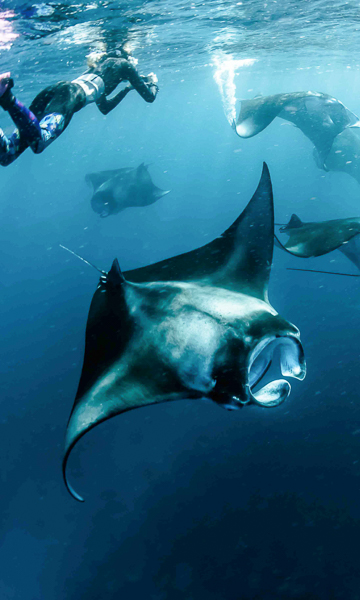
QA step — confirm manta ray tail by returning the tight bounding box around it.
[60,245,105,275]
[287,267,360,278]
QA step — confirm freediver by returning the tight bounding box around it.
[0,49,159,166]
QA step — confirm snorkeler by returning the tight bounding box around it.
[0,50,159,166]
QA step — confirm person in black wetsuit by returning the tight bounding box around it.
[0,50,159,166]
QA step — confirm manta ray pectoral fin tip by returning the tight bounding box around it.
[262,161,271,177]
[262,161,270,176]
[62,456,85,502]
[66,480,85,503]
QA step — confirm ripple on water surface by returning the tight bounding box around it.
[1,0,360,82]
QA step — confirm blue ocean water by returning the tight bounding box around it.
[1,2,360,599]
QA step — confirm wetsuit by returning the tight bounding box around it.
[91,57,158,114]
[0,57,158,166]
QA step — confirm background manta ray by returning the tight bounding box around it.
[86,162,170,218]
[63,164,306,502]
[275,213,360,271]
[233,92,360,182]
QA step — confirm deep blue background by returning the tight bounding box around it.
[1,64,360,599]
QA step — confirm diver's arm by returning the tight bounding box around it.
[96,86,133,115]
[121,62,158,103]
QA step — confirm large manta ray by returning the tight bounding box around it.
[63,164,306,502]
[275,213,360,271]
[86,163,170,218]
[233,92,360,181]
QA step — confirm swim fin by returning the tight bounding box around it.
[0,73,14,109]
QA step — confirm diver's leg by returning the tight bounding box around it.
[0,74,43,148]
[1,94,43,147]
[0,128,27,166]
[1,94,65,154]
[3,99,65,154]
[0,73,66,153]
[0,72,12,97]
[0,73,66,158]
[31,113,65,153]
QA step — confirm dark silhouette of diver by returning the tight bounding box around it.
[0,50,159,166]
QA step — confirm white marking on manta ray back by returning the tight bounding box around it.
[174,283,278,322]
[160,310,220,393]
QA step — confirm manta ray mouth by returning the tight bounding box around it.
[246,336,306,408]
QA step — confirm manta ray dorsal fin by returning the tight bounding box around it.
[107,258,125,287]
[136,162,150,177]
[286,214,303,230]
[209,162,274,300]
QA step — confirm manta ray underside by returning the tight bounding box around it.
[275,214,360,271]
[63,164,306,501]
[233,91,360,173]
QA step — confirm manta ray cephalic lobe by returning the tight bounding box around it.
[63,163,306,501]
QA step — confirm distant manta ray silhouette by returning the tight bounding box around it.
[86,162,170,218]
[63,164,306,502]
[233,92,360,183]
[275,213,360,272]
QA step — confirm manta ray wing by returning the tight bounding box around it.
[235,93,310,138]
[153,187,171,199]
[235,94,286,138]
[125,163,273,300]
[85,168,134,192]
[136,162,152,184]
[63,263,202,501]
[338,234,360,271]
[135,163,170,200]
